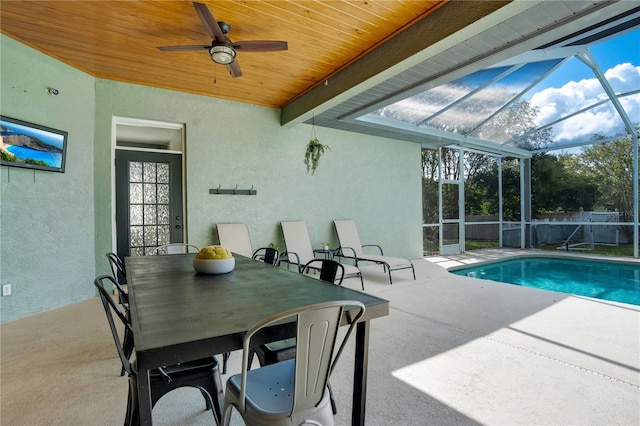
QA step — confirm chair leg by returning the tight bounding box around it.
[201,389,212,411]
[121,328,134,376]
[210,367,225,425]
[126,376,139,426]
[124,386,133,426]
[247,348,255,370]
[327,382,337,415]
[196,360,225,424]
[221,403,234,426]
[222,352,230,374]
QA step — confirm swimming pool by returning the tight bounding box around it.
[450,256,640,306]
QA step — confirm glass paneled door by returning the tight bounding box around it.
[115,150,183,258]
[439,147,463,255]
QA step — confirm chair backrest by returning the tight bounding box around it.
[217,223,253,257]
[257,247,280,266]
[333,220,365,256]
[281,221,316,266]
[151,243,200,255]
[94,275,133,375]
[106,252,127,285]
[239,300,365,414]
[303,259,345,285]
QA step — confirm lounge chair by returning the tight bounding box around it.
[217,223,278,264]
[333,219,415,284]
[280,221,364,289]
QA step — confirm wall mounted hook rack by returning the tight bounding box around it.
[209,184,257,196]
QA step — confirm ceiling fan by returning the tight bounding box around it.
[157,2,288,77]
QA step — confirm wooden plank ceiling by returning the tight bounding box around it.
[0,0,447,108]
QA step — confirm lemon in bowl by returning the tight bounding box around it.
[193,245,235,274]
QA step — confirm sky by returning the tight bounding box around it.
[368,27,639,151]
[526,29,640,146]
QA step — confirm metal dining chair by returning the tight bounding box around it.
[106,252,128,302]
[217,223,280,373]
[302,258,345,285]
[248,259,346,414]
[253,246,279,265]
[97,273,133,377]
[222,246,280,373]
[221,300,365,426]
[251,258,346,366]
[94,275,224,425]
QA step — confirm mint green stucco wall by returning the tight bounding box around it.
[2,34,422,323]
[1,36,96,322]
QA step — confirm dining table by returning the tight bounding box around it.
[125,253,390,426]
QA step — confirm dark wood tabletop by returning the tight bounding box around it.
[125,253,389,425]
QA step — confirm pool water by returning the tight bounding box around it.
[450,257,640,306]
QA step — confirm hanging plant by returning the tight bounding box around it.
[304,115,330,175]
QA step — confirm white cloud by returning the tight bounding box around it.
[605,62,640,93]
[529,63,639,143]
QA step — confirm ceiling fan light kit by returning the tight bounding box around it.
[210,45,236,64]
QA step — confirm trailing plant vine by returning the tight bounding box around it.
[304,115,330,175]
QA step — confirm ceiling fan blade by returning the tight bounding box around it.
[157,45,210,51]
[193,2,226,43]
[226,61,242,78]
[232,40,288,52]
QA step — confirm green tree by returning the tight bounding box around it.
[470,159,521,220]
[531,153,598,216]
[422,149,439,224]
[464,156,499,216]
[574,136,635,224]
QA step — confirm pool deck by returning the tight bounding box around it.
[429,247,640,270]
[1,248,638,425]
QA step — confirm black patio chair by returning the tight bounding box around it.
[106,252,128,302]
[302,258,345,285]
[252,246,279,266]
[94,275,224,425]
[100,266,131,376]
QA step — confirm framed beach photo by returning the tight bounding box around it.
[0,115,68,173]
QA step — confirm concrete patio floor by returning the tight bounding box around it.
[340,249,640,425]
[232,249,640,425]
[1,249,638,425]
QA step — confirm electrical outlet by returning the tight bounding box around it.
[2,284,12,296]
